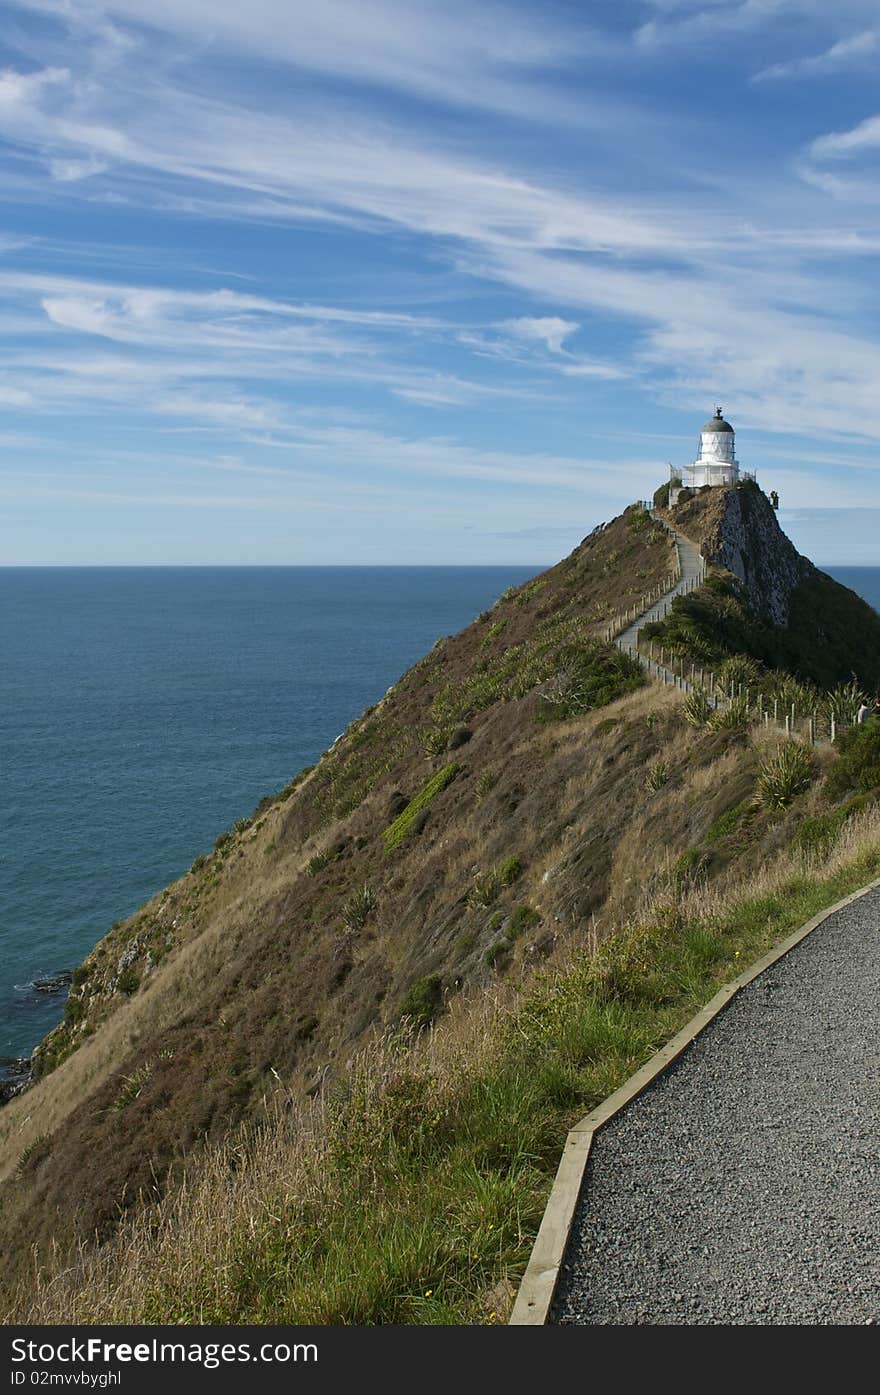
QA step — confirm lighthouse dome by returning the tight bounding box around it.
[702,407,733,434]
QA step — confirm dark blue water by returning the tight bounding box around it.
[825,568,880,612]
[0,566,537,1060]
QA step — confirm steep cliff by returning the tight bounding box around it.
[676,482,804,625]
[657,482,880,688]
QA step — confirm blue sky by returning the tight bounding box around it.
[2,1,880,564]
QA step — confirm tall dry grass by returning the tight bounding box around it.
[10,798,880,1326]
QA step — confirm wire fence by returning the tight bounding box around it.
[601,507,854,747]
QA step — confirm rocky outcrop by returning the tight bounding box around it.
[659,481,880,689]
[705,485,808,626]
[668,483,809,626]
[0,1058,31,1105]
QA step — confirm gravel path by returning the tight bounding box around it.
[552,890,880,1325]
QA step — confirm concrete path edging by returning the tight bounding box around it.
[508,873,880,1325]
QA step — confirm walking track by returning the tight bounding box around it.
[615,520,705,694]
[552,888,880,1325]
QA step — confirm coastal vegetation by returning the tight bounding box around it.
[3,485,880,1324]
[11,803,880,1324]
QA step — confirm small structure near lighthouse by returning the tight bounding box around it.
[669,408,756,505]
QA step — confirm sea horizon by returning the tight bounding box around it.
[1,560,873,569]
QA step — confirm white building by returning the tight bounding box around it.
[669,408,755,505]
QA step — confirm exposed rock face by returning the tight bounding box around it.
[659,481,880,690]
[705,485,808,626]
[668,483,809,627]
[0,1058,31,1105]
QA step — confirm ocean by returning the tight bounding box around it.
[0,565,537,1063]
[2,564,878,1066]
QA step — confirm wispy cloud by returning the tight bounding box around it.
[3,1,880,560]
[809,112,880,161]
[5,0,606,124]
[635,2,879,51]
[754,28,879,80]
[502,316,579,354]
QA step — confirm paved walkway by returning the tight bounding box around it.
[551,889,880,1325]
[615,517,705,693]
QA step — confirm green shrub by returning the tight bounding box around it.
[475,769,498,801]
[112,1063,153,1111]
[645,760,669,791]
[422,726,452,757]
[399,974,444,1031]
[483,940,510,968]
[822,681,866,729]
[795,792,875,855]
[190,854,208,873]
[626,504,651,532]
[794,809,848,857]
[705,801,752,845]
[539,644,643,722]
[765,673,821,719]
[709,693,751,730]
[716,655,764,696]
[683,687,713,726]
[467,856,521,909]
[482,620,507,646]
[306,849,336,877]
[116,968,141,996]
[213,831,234,854]
[506,905,540,941]
[757,743,817,810]
[670,847,708,891]
[467,869,500,909]
[342,885,376,931]
[498,855,522,886]
[383,764,460,852]
[15,1135,48,1179]
[516,580,546,606]
[64,995,85,1026]
[826,721,880,799]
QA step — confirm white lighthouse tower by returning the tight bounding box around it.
[669,408,753,504]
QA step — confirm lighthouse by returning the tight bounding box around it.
[669,408,754,504]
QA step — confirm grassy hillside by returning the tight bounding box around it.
[3,493,880,1323]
